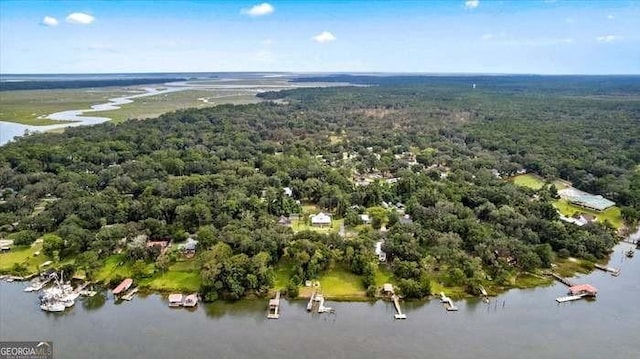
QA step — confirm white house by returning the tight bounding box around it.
[283,187,293,197]
[311,212,332,227]
[359,214,371,224]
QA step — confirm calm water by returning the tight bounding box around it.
[1,242,639,359]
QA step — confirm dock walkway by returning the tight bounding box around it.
[550,273,574,287]
[556,294,586,303]
[392,295,406,319]
[267,291,281,319]
[440,292,458,311]
[594,264,620,276]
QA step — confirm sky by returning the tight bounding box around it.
[1,0,639,74]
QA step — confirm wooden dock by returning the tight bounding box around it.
[121,287,139,301]
[594,264,620,276]
[392,295,407,319]
[267,291,281,319]
[307,290,316,312]
[440,292,458,311]
[556,294,586,303]
[549,273,574,287]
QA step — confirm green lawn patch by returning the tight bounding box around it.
[317,266,365,298]
[511,173,545,190]
[0,242,47,274]
[290,218,344,234]
[95,254,132,282]
[374,264,394,287]
[144,270,201,293]
[553,199,623,229]
[273,260,294,289]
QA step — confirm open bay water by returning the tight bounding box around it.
[1,241,638,359]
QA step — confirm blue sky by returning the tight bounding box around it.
[1,0,638,74]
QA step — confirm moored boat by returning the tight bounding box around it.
[40,301,65,312]
[626,249,635,258]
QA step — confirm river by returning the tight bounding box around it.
[0,242,638,359]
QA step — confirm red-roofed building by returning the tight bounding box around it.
[568,284,598,297]
[113,278,133,295]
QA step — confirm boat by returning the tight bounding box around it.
[183,294,198,308]
[40,301,65,312]
[625,249,634,258]
[24,280,47,292]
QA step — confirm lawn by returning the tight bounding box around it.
[143,269,201,293]
[374,264,394,287]
[317,266,366,298]
[511,173,546,190]
[273,260,294,289]
[291,218,344,234]
[0,242,47,273]
[553,199,623,229]
[95,254,133,282]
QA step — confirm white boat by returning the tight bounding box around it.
[40,301,65,312]
[183,294,198,308]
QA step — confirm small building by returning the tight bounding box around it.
[283,187,293,197]
[359,214,371,224]
[179,238,198,258]
[567,194,615,212]
[113,278,133,296]
[310,212,332,227]
[277,216,292,226]
[568,284,598,297]
[382,283,394,295]
[168,293,184,307]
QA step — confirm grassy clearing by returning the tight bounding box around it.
[553,199,623,229]
[374,264,394,287]
[0,242,47,273]
[553,257,595,278]
[273,260,294,289]
[143,268,201,293]
[0,88,132,125]
[511,173,546,190]
[291,218,344,234]
[430,281,468,298]
[95,254,133,282]
[317,266,366,298]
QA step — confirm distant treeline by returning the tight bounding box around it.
[0,78,186,91]
[290,74,640,96]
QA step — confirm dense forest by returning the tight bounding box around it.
[1,76,639,300]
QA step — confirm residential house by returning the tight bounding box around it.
[310,212,332,227]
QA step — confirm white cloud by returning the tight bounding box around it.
[607,14,614,20]
[66,12,95,25]
[242,3,274,17]
[312,31,336,43]
[465,0,479,9]
[595,35,619,43]
[41,16,58,27]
